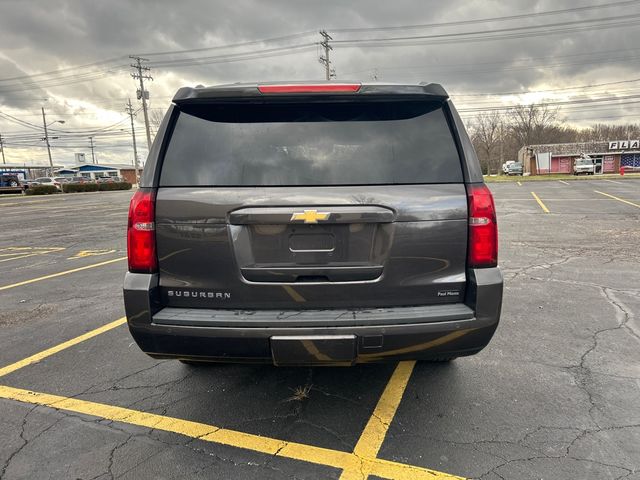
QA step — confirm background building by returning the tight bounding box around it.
[56,164,143,184]
[518,140,640,175]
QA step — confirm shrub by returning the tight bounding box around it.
[98,181,132,191]
[62,183,99,193]
[25,185,59,195]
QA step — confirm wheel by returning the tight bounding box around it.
[9,181,18,187]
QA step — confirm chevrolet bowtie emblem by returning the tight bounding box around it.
[290,209,330,224]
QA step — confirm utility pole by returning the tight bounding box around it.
[319,30,335,81]
[88,136,96,164]
[42,107,54,176]
[125,99,139,174]
[41,108,64,176]
[499,121,504,167]
[0,132,5,164]
[130,56,153,150]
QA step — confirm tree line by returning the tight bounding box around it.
[468,105,640,174]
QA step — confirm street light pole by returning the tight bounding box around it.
[42,107,54,176]
[89,136,96,164]
[0,132,6,164]
[41,108,65,176]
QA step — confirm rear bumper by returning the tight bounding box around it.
[123,268,502,365]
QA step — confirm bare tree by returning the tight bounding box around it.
[575,123,640,142]
[148,108,165,138]
[471,111,503,174]
[509,103,559,147]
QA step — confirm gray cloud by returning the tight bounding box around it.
[0,0,638,165]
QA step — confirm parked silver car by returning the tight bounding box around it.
[33,177,63,190]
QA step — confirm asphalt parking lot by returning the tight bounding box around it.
[0,180,639,480]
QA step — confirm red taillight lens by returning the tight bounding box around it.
[467,184,498,268]
[127,189,157,273]
[258,83,361,93]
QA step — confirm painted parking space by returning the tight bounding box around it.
[0,317,459,480]
[0,246,66,263]
[0,180,639,479]
[489,178,640,215]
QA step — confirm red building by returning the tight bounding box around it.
[518,140,640,175]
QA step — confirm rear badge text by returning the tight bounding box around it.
[437,290,460,297]
[167,290,231,299]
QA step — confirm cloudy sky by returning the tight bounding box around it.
[0,0,638,167]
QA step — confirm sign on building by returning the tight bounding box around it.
[609,140,639,150]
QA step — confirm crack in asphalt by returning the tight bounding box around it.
[0,404,38,479]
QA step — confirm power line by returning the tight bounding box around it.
[0,56,128,83]
[332,14,640,47]
[331,0,640,33]
[134,30,317,57]
[146,43,316,69]
[451,77,640,97]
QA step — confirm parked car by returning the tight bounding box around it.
[33,177,62,190]
[0,174,24,193]
[68,176,94,184]
[53,177,71,184]
[96,176,122,183]
[507,162,523,176]
[574,156,595,175]
[502,161,515,174]
[124,81,503,366]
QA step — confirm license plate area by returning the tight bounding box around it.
[270,335,357,366]
[289,233,335,252]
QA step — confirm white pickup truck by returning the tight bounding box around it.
[574,157,595,175]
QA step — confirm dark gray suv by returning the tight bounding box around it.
[124,82,503,366]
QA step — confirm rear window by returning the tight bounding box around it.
[160,101,462,186]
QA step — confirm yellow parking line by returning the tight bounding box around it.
[0,256,126,291]
[0,384,458,479]
[531,192,550,213]
[0,247,66,263]
[352,361,415,458]
[0,247,65,252]
[340,361,427,480]
[595,190,640,208]
[0,198,64,206]
[517,181,522,186]
[558,180,570,185]
[0,314,463,479]
[0,253,48,263]
[0,317,127,378]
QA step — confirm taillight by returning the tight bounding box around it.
[127,189,157,273]
[467,184,498,268]
[258,83,361,93]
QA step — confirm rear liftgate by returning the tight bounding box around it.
[230,205,395,365]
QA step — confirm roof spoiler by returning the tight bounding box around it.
[172,82,449,104]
